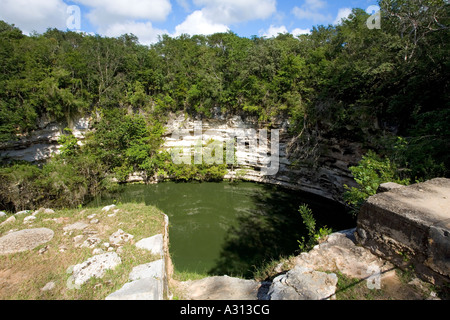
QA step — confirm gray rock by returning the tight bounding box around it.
[15,210,31,215]
[0,228,54,255]
[179,276,260,300]
[101,205,116,212]
[38,245,50,254]
[109,229,134,247]
[0,211,6,218]
[293,229,393,280]
[377,182,405,193]
[72,252,122,285]
[105,277,162,300]
[268,266,338,300]
[73,235,84,247]
[0,215,16,226]
[135,234,163,256]
[80,237,101,248]
[23,215,36,224]
[41,281,56,291]
[129,259,164,281]
[63,221,89,232]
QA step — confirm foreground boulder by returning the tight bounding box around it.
[268,266,338,300]
[0,228,54,255]
[293,229,394,280]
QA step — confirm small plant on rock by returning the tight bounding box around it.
[297,204,332,252]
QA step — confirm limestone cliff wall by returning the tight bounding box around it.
[0,115,90,163]
[0,113,362,204]
[162,114,362,203]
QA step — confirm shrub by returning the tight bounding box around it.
[343,150,410,216]
[0,163,42,211]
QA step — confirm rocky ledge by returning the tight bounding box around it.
[175,229,427,300]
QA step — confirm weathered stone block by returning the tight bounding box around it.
[105,277,162,300]
[356,178,450,285]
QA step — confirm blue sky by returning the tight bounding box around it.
[0,0,379,44]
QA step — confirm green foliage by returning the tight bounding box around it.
[85,109,164,182]
[58,128,79,157]
[297,204,332,252]
[344,150,410,216]
[0,163,42,211]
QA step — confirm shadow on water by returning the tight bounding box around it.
[88,181,355,279]
[208,183,355,278]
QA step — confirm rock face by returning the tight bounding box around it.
[356,178,450,285]
[0,113,362,204]
[268,266,338,300]
[0,228,54,255]
[0,116,90,163]
[162,114,362,203]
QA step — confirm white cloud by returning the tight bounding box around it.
[172,0,275,38]
[292,0,332,23]
[304,0,327,10]
[173,10,229,37]
[194,0,276,25]
[259,25,288,38]
[259,25,311,38]
[0,0,68,34]
[176,0,191,12]
[291,27,311,36]
[74,0,172,27]
[69,0,172,44]
[334,7,352,25]
[104,21,169,45]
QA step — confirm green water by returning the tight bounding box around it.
[89,181,355,278]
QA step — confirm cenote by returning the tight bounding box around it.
[89,181,355,278]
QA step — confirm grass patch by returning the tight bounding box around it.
[0,203,165,300]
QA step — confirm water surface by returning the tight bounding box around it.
[90,181,355,278]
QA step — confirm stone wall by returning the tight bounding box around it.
[355,178,450,285]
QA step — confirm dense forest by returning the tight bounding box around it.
[0,0,449,212]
